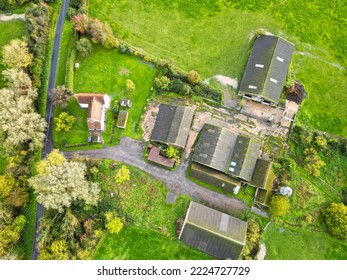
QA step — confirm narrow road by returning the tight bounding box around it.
[64,138,248,215]
[32,0,70,260]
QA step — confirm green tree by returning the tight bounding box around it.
[29,151,100,212]
[40,240,70,260]
[115,165,131,185]
[76,38,93,57]
[2,39,33,69]
[54,112,76,132]
[105,212,123,234]
[3,186,29,208]
[165,146,179,159]
[125,79,135,93]
[0,88,46,152]
[315,135,327,149]
[154,76,170,91]
[187,70,200,84]
[53,86,72,107]
[0,175,16,198]
[323,203,347,240]
[269,195,290,217]
[303,148,326,177]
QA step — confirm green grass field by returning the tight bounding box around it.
[92,160,210,259]
[88,0,347,137]
[70,45,157,145]
[93,226,211,260]
[262,224,347,260]
[0,20,27,88]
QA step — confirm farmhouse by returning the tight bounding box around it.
[75,93,111,142]
[238,35,294,106]
[179,202,247,260]
[150,104,194,149]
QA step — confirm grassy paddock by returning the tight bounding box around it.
[88,0,347,137]
[262,224,347,260]
[0,20,27,88]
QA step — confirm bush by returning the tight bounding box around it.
[323,203,347,240]
[76,38,93,57]
[269,195,290,217]
[187,70,201,84]
[154,76,170,91]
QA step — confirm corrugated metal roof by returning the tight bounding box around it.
[192,124,237,173]
[150,104,194,148]
[239,35,294,104]
[179,202,247,260]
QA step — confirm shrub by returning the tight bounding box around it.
[76,38,93,57]
[269,195,290,217]
[154,76,170,91]
[323,203,347,240]
[187,70,201,84]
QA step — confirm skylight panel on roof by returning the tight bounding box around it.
[220,214,229,232]
[248,85,257,89]
[229,167,235,172]
[230,162,236,166]
[270,78,278,84]
[255,64,264,68]
[276,56,284,62]
[199,154,208,158]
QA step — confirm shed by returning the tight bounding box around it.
[150,104,194,148]
[117,110,128,128]
[179,202,247,260]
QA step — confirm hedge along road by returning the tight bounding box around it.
[32,0,71,260]
[64,137,248,215]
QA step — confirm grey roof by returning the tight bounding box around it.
[150,104,194,148]
[227,137,262,181]
[193,124,261,181]
[179,202,247,260]
[239,35,294,104]
[192,124,237,173]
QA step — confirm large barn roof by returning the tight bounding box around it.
[239,35,294,104]
[150,104,194,148]
[192,124,237,173]
[192,124,261,181]
[179,202,247,260]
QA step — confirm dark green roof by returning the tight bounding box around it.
[150,104,194,148]
[179,202,247,260]
[239,35,294,104]
[192,124,237,173]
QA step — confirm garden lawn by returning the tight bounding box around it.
[92,160,211,260]
[0,20,26,88]
[93,226,211,260]
[73,45,157,144]
[88,0,347,137]
[262,224,347,260]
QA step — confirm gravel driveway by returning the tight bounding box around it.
[64,137,248,215]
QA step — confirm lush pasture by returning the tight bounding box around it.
[93,227,211,260]
[73,45,157,144]
[0,20,26,88]
[92,160,210,260]
[88,0,347,137]
[262,224,347,260]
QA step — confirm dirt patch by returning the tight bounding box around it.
[204,74,238,89]
[118,67,130,76]
[0,13,25,22]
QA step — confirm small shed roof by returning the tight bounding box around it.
[116,110,128,128]
[239,35,294,104]
[179,202,247,260]
[251,159,274,189]
[150,104,194,148]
